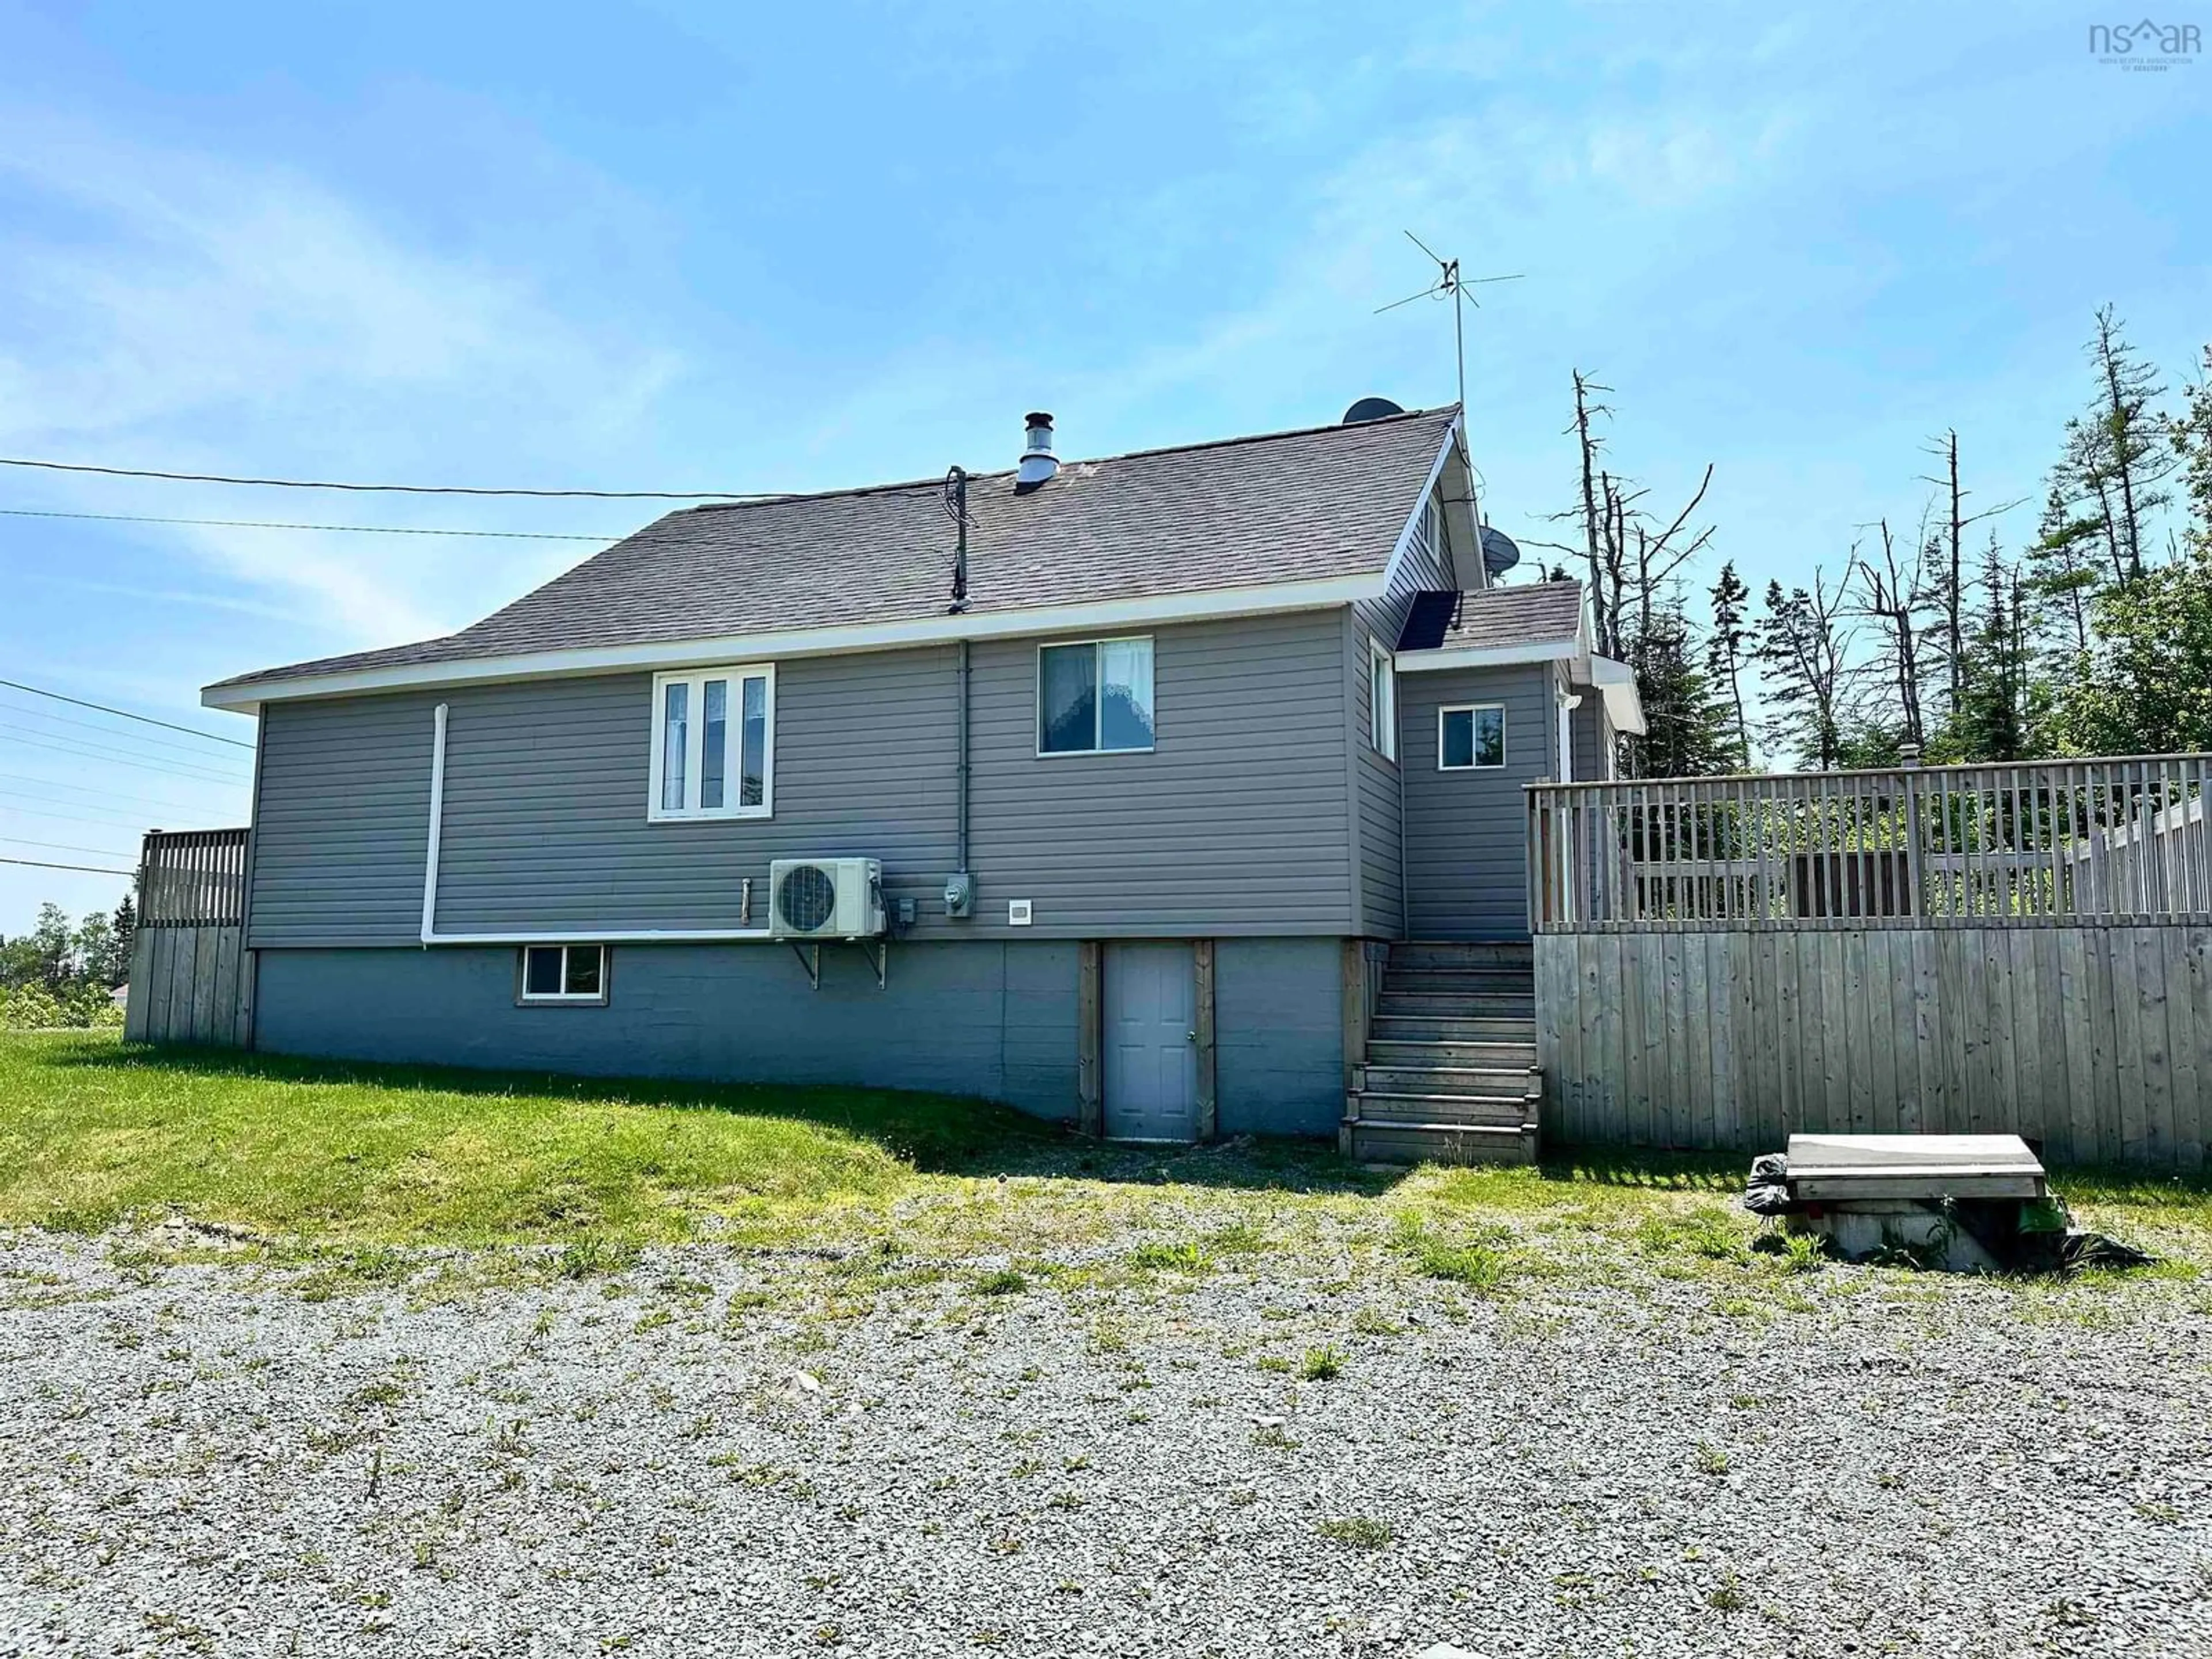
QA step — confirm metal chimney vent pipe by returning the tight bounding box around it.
[1014,411,1058,493]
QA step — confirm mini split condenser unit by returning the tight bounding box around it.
[768,857,885,940]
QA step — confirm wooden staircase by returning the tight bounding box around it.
[1340,941,1541,1165]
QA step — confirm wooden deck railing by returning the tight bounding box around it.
[1528,756,2212,932]
[136,827,250,928]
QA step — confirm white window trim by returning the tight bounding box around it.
[1034,635,1156,757]
[517,942,609,1005]
[1369,641,1397,762]
[648,663,775,822]
[1438,702,1507,771]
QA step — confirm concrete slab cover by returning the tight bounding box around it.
[1786,1133,2044,1178]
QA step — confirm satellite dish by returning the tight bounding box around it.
[1480,525,1521,578]
[1341,396,1405,425]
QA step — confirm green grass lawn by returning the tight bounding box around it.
[0,1031,1076,1244]
[1,1031,2206,1277]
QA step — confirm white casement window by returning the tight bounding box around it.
[1369,642,1397,761]
[1037,637,1155,755]
[649,665,774,821]
[1439,703,1506,770]
[518,943,608,1005]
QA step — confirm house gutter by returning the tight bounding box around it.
[416,700,772,948]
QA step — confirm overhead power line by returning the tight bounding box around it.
[0,679,253,749]
[0,507,617,540]
[0,455,784,501]
[0,726,251,787]
[0,854,134,876]
[0,771,218,818]
[0,834,138,860]
[0,698,254,764]
[0,796,161,832]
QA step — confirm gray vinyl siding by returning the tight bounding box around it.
[435,650,958,936]
[1399,663,1555,940]
[1350,485,1456,659]
[253,941,1080,1119]
[251,689,442,946]
[1570,695,1615,781]
[1347,613,1403,937]
[1213,937,1344,1137]
[248,612,1355,948]
[965,610,1351,935]
[1342,483,1453,940]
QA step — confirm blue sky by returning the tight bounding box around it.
[1,1,2206,933]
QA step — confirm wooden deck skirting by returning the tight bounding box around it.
[1534,925,2210,1169]
[1528,758,2212,1170]
[126,827,255,1048]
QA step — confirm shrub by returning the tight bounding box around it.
[3,983,122,1031]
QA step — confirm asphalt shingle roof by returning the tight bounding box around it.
[215,406,1460,690]
[1396,578,1585,654]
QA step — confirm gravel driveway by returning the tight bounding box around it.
[2,1211,2207,1658]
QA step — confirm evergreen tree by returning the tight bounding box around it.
[2051,308,2175,586]
[1625,604,1734,778]
[1705,562,1753,767]
[1752,572,1854,770]
[1943,542,2032,761]
[2047,539,2212,756]
[2022,483,2106,655]
[2170,344,2212,558]
[107,894,138,987]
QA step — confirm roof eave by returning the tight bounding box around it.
[202,569,1391,713]
[1394,636,1580,674]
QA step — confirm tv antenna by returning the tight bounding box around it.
[1375,231,1522,418]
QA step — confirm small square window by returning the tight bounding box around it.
[520,944,608,1005]
[1038,638,1154,754]
[1439,704,1506,770]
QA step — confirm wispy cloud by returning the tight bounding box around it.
[0,115,684,647]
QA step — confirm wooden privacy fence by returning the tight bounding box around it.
[124,827,253,1046]
[1527,758,2212,1169]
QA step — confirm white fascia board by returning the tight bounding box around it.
[203,570,1384,712]
[1375,414,1464,597]
[1584,653,1647,736]
[1394,637,1578,674]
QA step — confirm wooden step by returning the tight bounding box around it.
[1380,973,1536,998]
[1389,942,1533,970]
[1366,1038,1538,1070]
[1355,1064,1539,1099]
[1349,1090,1533,1127]
[1344,1119,1538,1166]
[1376,991,1536,1017]
[1371,1013,1537,1043]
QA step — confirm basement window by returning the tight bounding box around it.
[1439,703,1506,770]
[518,944,608,1005]
[1038,637,1154,755]
[650,665,773,820]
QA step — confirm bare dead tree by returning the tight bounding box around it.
[1918,429,2026,713]
[1848,518,1934,753]
[1570,370,1613,653]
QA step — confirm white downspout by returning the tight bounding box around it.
[421,703,448,945]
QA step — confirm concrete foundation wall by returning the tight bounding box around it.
[254,941,1082,1122]
[1213,938,1344,1138]
[252,935,1350,1137]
